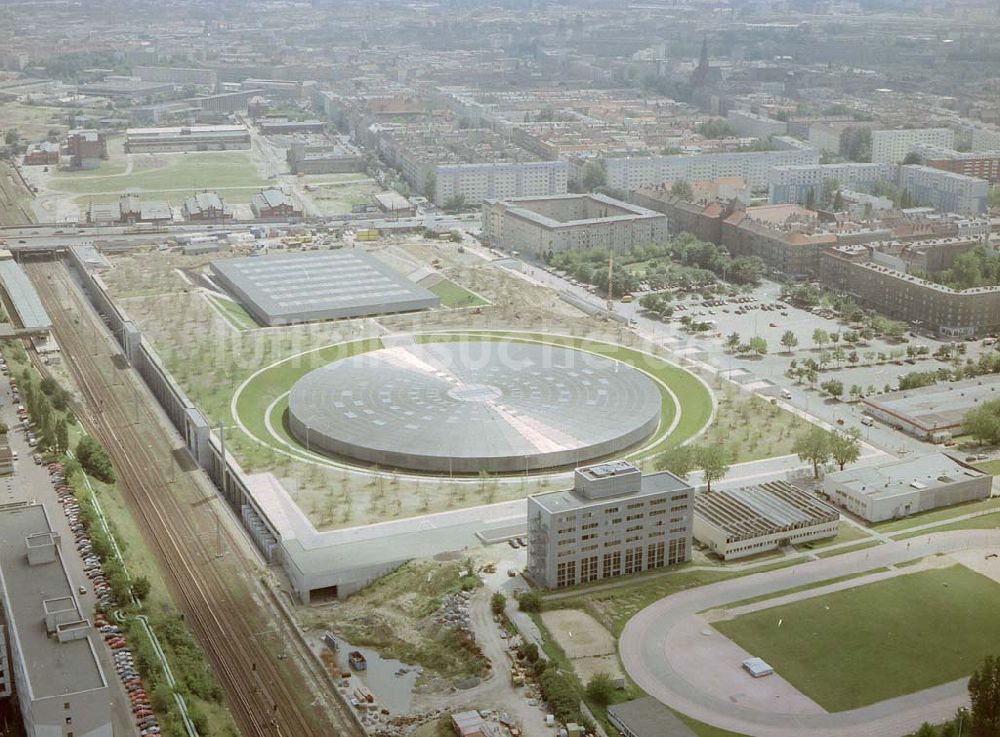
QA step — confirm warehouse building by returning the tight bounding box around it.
[862,376,1000,441]
[182,192,232,222]
[608,697,697,737]
[250,188,301,220]
[693,481,838,560]
[824,453,990,523]
[124,124,251,153]
[0,504,112,737]
[527,461,694,589]
[209,250,440,326]
[286,141,365,175]
[0,256,51,333]
[482,193,668,257]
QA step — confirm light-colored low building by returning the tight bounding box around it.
[823,453,991,523]
[482,193,668,257]
[694,481,838,560]
[527,461,693,589]
[861,376,1000,441]
[0,504,112,737]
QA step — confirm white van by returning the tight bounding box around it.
[861,416,874,427]
[780,389,792,400]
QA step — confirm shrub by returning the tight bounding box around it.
[517,590,542,613]
[76,435,115,483]
[490,592,506,616]
[584,672,616,706]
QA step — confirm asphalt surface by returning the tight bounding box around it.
[619,529,1000,737]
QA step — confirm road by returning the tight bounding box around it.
[618,529,1000,737]
[26,260,364,737]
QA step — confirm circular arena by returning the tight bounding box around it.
[286,340,662,473]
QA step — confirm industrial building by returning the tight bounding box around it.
[210,249,439,326]
[0,256,52,332]
[372,191,416,217]
[0,504,112,737]
[250,188,301,220]
[823,453,991,523]
[182,192,232,222]
[64,129,107,170]
[693,481,839,560]
[862,377,1000,441]
[124,124,251,153]
[288,343,661,474]
[482,193,668,257]
[87,195,172,226]
[286,141,365,175]
[527,461,693,589]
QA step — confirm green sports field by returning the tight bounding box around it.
[714,565,1000,712]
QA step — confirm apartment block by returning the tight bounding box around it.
[433,160,568,207]
[482,193,668,257]
[526,461,693,590]
[898,165,988,215]
[768,163,896,205]
[597,137,819,193]
[726,109,788,138]
[914,144,1000,185]
[871,128,955,164]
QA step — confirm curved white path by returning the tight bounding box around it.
[620,530,1000,737]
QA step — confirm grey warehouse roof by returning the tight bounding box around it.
[0,259,52,331]
[608,697,698,737]
[825,452,984,502]
[695,480,837,543]
[0,505,106,700]
[287,340,662,473]
[209,250,439,325]
[864,376,1000,432]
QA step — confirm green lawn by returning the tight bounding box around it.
[548,559,803,636]
[875,496,1000,534]
[206,294,258,330]
[427,279,489,307]
[713,565,1000,712]
[715,568,891,611]
[893,510,1000,540]
[428,279,488,308]
[976,459,1000,476]
[49,151,267,195]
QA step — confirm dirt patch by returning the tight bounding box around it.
[541,608,624,683]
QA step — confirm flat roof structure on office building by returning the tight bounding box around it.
[287,341,662,473]
[209,250,440,326]
[0,258,51,332]
[0,503,111,737]
[694,481,838,560]
[863,377,1000,441]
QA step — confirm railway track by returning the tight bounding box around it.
[26,260,363,737]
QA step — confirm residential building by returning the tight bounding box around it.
[821,245,1000,338]
[433,160,568,208]
[726,110,788,138]
[871,128,955,164]
[693,481,838,561]
[768,163,896,206]
[593,137,819,194]
[250,189,301,220]
[971,127,1000,152]
[259,119,326,135]
[631,189,735,244]
[182,192,232,222]
[0,503,112,737]
[134,66,218,87]
[526,461,693,590]
[861,377,1000,441]
[64,129,107,170]
[898,165,988,215]
[914,144,1000,185]
[482,193,668,257]
[721,205,836,279]
[823,453,990,523]
[124,125,251,153]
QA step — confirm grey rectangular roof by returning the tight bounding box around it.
[531,470,690,514]
[0,505,106,699]
[0,259,52,331]
[826,452,985,501]
[608,697,697,737]
[210,250,440,325]
[864,376,1000,432]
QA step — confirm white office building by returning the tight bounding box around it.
[871,128,955,164]
[527,461,693,589]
